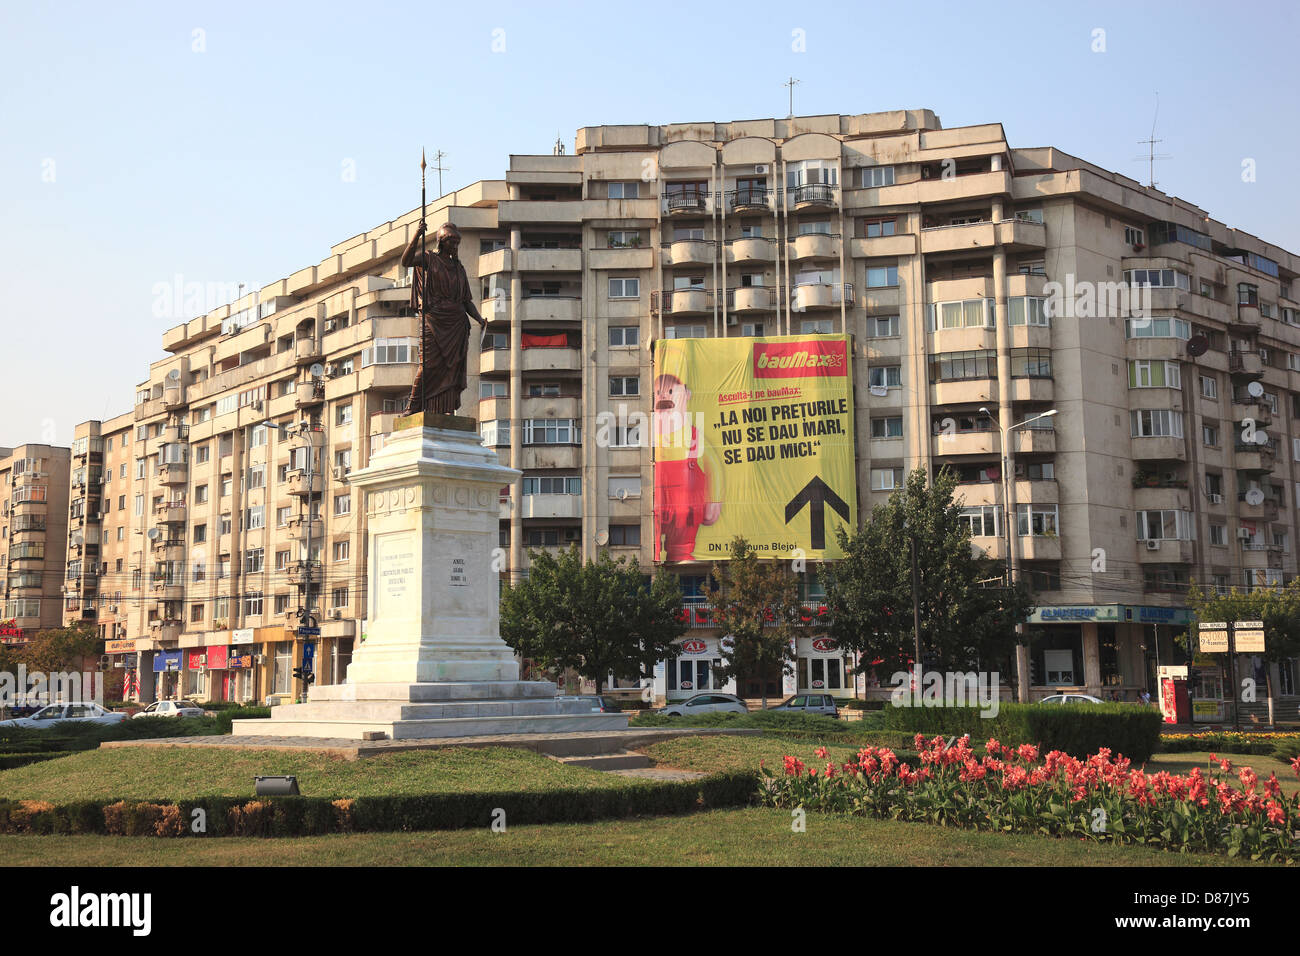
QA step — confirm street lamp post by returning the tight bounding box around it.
[979,406,1057,702]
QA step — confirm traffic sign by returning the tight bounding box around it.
[297,626,321,636]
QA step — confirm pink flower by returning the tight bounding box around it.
[1266,801,1287,825]
[814,746,828,759]
[986,738,1001,755]
[1017,744,1039,763]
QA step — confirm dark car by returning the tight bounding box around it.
[768,694,839,717]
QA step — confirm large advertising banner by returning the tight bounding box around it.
[653,334,856,563]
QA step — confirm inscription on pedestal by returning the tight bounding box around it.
[450,556,468,587]
[376,533,417,618]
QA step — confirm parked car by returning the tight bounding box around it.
[555,695,622,713]
[767,693,839,717]
[0,702,128,729]
[132,699,206,719]
[1038,693,1105,705]
[660,693,748,717]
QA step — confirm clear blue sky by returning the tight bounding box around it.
[1,0,1296,446]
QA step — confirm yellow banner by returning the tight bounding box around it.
[653,334,856,562]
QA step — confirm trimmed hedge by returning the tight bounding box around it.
[880,703,1163,763]
[0,753,67,771]
[213,708,271,734]
[0,770,761,837]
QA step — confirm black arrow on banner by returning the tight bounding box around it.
[784,476,850,550]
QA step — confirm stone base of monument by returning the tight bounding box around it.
[231,419,629,742]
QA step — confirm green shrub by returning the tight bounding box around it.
[1158,735,1277,756]
[214,707,271,734]
[0,753,67,771]
[1272,738,1300,762]
[881,702,1163,763]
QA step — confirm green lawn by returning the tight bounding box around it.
[643,736,865,775]
[1143,751,1300,796]
[0,746,626,802]
[0,807,1261,867]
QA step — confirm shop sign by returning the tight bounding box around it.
[231,629,255,645]
[205,645,229,670]
[680,639,708,656]
[811,679,824,688]
[227,647,254,670]
[811,637,838,653]
[106,639,137,654]
[681,680,693,689]
[186,650,205,670]
[153,650,182,673]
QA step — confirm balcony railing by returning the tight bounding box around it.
[676,603,832,628]
[728,187,770,211]
[790,183,838,206]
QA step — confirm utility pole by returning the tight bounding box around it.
[910,532,922,682]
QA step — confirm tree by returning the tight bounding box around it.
[820,467,1034,686]
[18,621,101,675]
[500,545,687,693]
[704,535,803,707]
[1185,579,1300,725]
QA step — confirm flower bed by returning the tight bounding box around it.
[762,735,1300,863]
[1160,731,1300,759]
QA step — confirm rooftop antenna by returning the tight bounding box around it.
[553,133,565,156]
[784,76,800,118]
[429,149,449,196]
[1133,92,1171,189]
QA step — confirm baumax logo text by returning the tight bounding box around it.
[752,340,848,378]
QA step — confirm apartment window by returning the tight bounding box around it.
[865,264,899,288]
[193,524,207,543]
[665,324,707,339]
[1016,504,1059,537]
[861,166,895,188]
[608,230,641,248]
[247,465,265,490]
[1124,269,1190,291]
[1205,473,1223,497]
[480,420,510,447]
[133,495,144,516]
[333,540,350,562]
[863,218,896,238]
[609,376,639,396]
[930,300,992,330]
[930,350,996,382]
[245,548,264,573]
[243,593,263,618]
[1202,423,1220,447]
[1136,510,1195,541]
[220,514,232,536]
[1130,409,1184,438]
[275,550,291,571]
[608,182,639,199]
[1017,461,1055,481]
[868,366,902,389]
[608,476,642,498]
[1238,283,1259,306]
[273,593,291,615]
[246,506,264,530]
[871,467,903,491]
[1128,360,1180,389]
[608,525,640,547]
[221,475,232,497]
[336,403,353,427]
[958,506,1000,537]
[868,315,899,337]
[334,494,351,516]
[1125,317,1191,340]
[277,506,292,527]
[608,277,640,298]
[1007,297,1049,326]
[191,604,205,624]
[1010,348,1052,378]
[800,319,833,334]
[1200,375,1218,399]
[1209,524,1227,547]
[249,424,267,449]
[194,444,210,465]
[609,326,640,347]
[611,423,642,447]
[797,220,832,235]
[740,322,764,336]
[480,381,508,399]
[1124,226,1145,246]
[870,417,903,439]
[523,419,579,445]
[332,587,349,610]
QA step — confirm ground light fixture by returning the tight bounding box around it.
[255,775,301,796]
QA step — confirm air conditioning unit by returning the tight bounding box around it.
[755,164,769,175]
[727,315,738,326]
[323,319,336,333]
[1237,528,1253,540]
[1209,493,1223,504]
[254,654,266,665]
[332,466,349,481]
[330,610,342,620]
[1145,539,1161,551]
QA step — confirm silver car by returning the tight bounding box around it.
[660,693,748,717]
[768,693,839,717]
[1038,693,1104,705]
[0,702,127,729]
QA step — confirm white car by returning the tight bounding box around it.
[660,693,748,717]
[1038,693,1105,705]
[0,702,128,729]
[133,699,206,719]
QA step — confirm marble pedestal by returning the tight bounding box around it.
[232,419,628,740]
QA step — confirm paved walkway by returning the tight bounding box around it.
[101,727,761,760]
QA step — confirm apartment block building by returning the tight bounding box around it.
[1,443,71,644]
[80,109,1300,713]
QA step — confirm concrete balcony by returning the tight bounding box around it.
[587,247,654,272]
[729,188,771,214]
[921,221,999,255]
[790,233,839,261]
[1229,303,1261,333]
[1228,351,1263,379]
[497,199,585,224]
[927,276,993,302]
[294,382,327,409]
[1016,479,1059,504]
[295,337,322,364]
[1009,378,1053,402]
[521,347,581,374]
[153,503,187,524]
[791,283,853,310]
[931,379,997,406]
[151,582,185,602]
[522,395,580,420]
[158,462,188,486]
[931,327,997,352]
[1240,542,1285,569]
[1133,486,1192,512]
[860,169,1012,209]
[1233,443,1277,474]
[478,396,510,421]
[848,234,917,259]
[788,183,838,209]
[581,198,659,221]
[1125,337,1186,363]
[666,239,715,267]
[1138,539,1195,564]
[730,287,777,313]
[1231,401,1272,427]
[517,248,581,273]
[1130,436,1187,462]
[1018,536,1062,561]
[286,515,324,543]
[478,248,511,275]
[954,483,999,507]
[519,494,582,520]
[162,386,186,411]
[286,470,323,497]
[479,349,512,376]
[1008,325,1052,350]
[998,218,1047,250]
[658,288,712,315]
[971,537,1006,561]
[663,193,711,217]
[154,542,186,564]
[134,397,166,422]
[931,431,997,457]
[728,238,776,264]
[1237,495,1281,522]
[521,446,580,470]
[517,296,582,323]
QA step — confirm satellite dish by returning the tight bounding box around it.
[1186,334,1209,358]
[167,369,181,381]
[1254,429,1270,445]
[869,385,888,397]
[595,530,609,546]
[309,363,325,379]
[1247,381,1264,398]
[146,528,160,541]
[618,488,629,501]
[1246,488,1265,506]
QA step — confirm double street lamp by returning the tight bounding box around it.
[979,406,1057,700]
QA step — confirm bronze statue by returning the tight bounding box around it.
[401,220,486,416]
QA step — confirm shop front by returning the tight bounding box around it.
[106,639,141,702]
[658,636,735,701]
[795,635,851,697]
[152,649,183,700]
